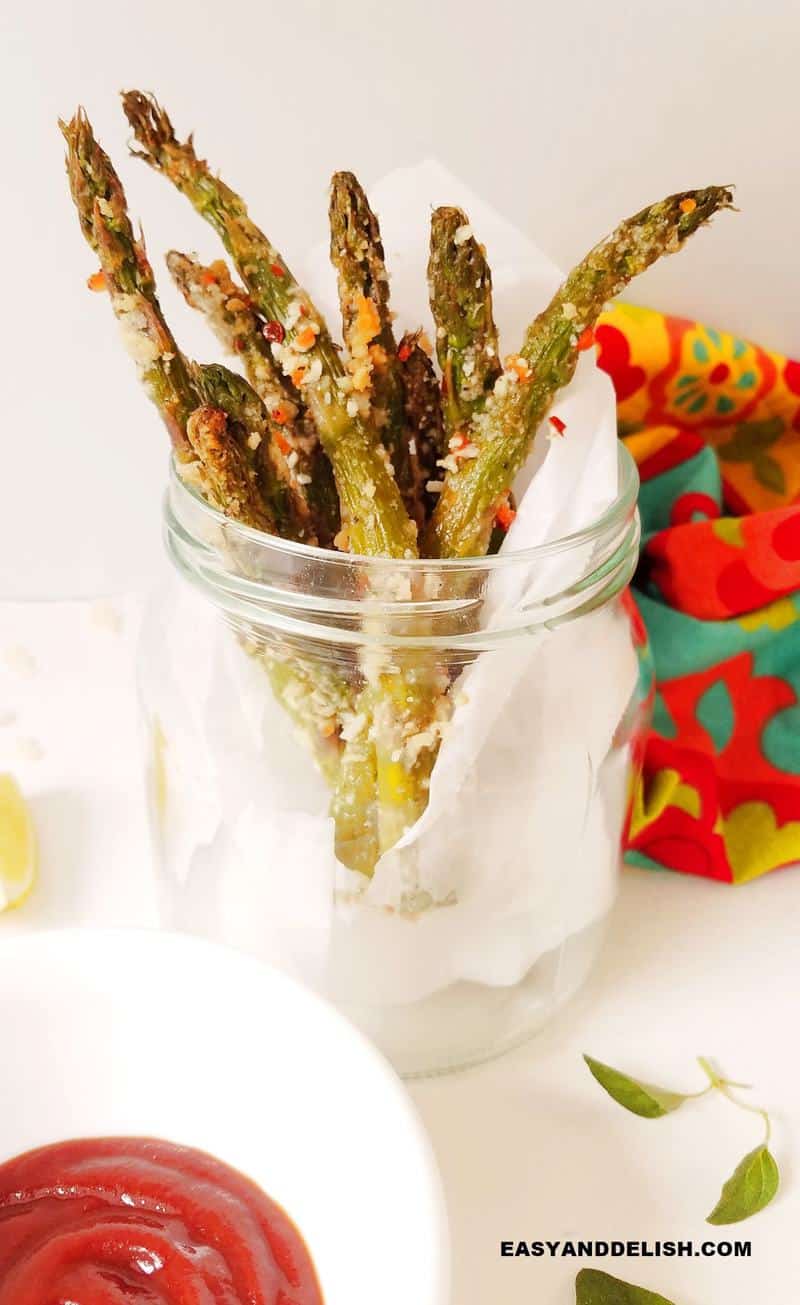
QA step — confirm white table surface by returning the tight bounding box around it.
[1,596,798,1304]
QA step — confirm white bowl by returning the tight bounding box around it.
[0,928,449,1303]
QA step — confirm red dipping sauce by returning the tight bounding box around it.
[0,1137,324,1304]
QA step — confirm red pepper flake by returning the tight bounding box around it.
[274,431,292,455]
[199,269,218,286]
[272,407,290,425]
[495,500,516,531]
[270,263,285,278]
[86,270,106,292]
[679,197,697,215]
[291,367,307,388]
[263,320,285,344]
[576,327,595,352]
[549,415,567,436]
[233,337,245,353]
[397,341,413,363]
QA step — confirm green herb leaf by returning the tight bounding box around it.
[583,1055,689,1118]
[706,1143,780,1224]
[576,1268,676,1304]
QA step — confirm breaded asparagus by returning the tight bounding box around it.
[428,186,735,559]
[167,251,339,545]
[122,91,417,560]
[66,100,735,877]
[330,714,379,875]
[398,330,445,520]
[428,206,501,437]
[167,252,290,409]
[328,173,452,863]
[185,405,276,532]
[328,171,423,528]
[61,110,198,460]
[62,110,351,783]
[193,362,307,541]
[122,91,435,867]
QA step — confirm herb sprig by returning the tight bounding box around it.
[583,1053,780,1225]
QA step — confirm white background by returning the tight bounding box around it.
[1,2,799,1301]
[1,0,799,596]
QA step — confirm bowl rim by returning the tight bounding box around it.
[0,925,451,1304]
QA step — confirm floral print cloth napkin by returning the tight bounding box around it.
[597,304,800,883]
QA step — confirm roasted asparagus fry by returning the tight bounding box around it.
[328,171,423,528]
[330,715,379,875]
[398,330,446,520]
[61,110,198,460]
[328,172,450,861]
[167,251,339,546]
[193,361,310,542]
[428,206,501,438]
[62,109,352,785]
[189,375,353,782]
[167,252,291,410]
[122,91,417,560]
[185,405,276,532]
[66,97,735,879]
[122,92,432,870]
[428,186,735,559]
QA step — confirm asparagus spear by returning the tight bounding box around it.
[328,172,452,861]
[122,92,434,871]
[185,397,350,779]
[330,713,379,874]
[398,330,446,521]
[192,361,311,541]
[122,91,417,560]
[328,171,424,528]
[167,251,339,546]
[60,109,198,460]
[428,186,734,559]
[185,405,276,531]
[428,206,501,437]
[167,252,290,409]
[62,110,351,782]
[426,209,516,551]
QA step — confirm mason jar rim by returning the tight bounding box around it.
[167,442,639,572]
[163,444,640,651]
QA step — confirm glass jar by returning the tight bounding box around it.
[140,446,649,1076]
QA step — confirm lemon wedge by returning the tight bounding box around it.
[0,774,37,911]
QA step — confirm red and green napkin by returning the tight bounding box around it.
[596,304,800,883]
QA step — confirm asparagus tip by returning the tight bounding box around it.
[59,105,94,163]
[121,89,180,167]
[672,185,736,240]
[164,248,194,285]
[330,169,359,192]
[328,169,380,241]
[60,106,127,249]
[430,204,469,232]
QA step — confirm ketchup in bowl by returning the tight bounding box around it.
[0,1137,324,1303]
